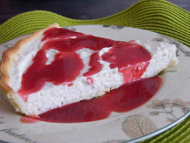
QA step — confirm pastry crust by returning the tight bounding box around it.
[0,23,60,114]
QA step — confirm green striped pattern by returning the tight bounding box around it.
[0,0,190,142]
[0,0,190,47]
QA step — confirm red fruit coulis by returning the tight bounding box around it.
[38,76,161,123]
[17,27,160,123]
[18,27,151,97]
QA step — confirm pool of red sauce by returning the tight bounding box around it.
[36,76,161,123]
[17,27,161,123]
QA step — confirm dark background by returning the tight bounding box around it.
[0,0,190,24]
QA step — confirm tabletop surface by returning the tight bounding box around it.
[0,0,190,25]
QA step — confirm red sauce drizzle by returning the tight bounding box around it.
[18,51,84,97]
[102,41,151,83]
[38,76,162,123]
[42,27,83,41]
[20,116,39,124]
[102,41,151,68]
[18,28,151,101]
[83,52,102,76]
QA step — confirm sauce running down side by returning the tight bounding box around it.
[38,76,162,123]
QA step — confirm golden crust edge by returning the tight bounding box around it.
[0,23,60,115]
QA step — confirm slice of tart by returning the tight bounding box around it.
[0,23,178,116]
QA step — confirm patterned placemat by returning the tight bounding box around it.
[0,0,190,142]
